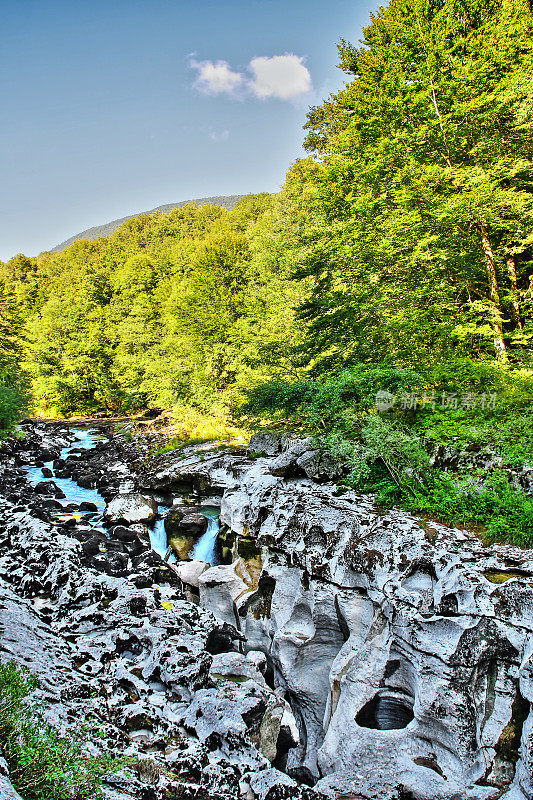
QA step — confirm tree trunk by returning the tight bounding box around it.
[505,251,523,330]
[480,223,507,361]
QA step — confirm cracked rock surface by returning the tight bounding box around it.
[3,423,533,799]
[0,423,316,800]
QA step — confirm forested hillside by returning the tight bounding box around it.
[0,195,303,425]
[51,195,245,252]
[2,0,533,541]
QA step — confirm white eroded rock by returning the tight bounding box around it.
[145,443,533,799]
[104,492,157,524]
[209,651,267,687]
[173,559,209,588]
[198,564,248,627]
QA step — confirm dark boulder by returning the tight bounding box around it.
[79,501,98,512]
[164,505,208,538]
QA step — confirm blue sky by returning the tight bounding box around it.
[1,0,376,260]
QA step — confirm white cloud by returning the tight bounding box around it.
[190,54,313,101]
[208,129,230,142]
[248,54,312,100]
[190,59,244,95]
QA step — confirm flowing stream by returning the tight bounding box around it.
[193,509,220,564]
[25,427,220,565]
[150,515,171,558]
[25,428,107,529]
[152,505,220,565]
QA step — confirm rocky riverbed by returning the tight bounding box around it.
[2,422,533,800]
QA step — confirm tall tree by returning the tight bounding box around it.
[294,0,533,369]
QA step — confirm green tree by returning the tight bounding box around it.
[292,0,533,371]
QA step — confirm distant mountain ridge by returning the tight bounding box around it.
[50,195,245,253]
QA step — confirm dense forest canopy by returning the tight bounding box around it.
[0,196,304,420]
[2,0,533,539]
[298,0,533,370]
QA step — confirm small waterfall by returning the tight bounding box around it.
[192,512,220,565]
[150,517,170,558]
[151,505,220,565]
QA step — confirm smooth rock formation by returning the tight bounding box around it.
[164,504,208,537]
[104,492,157,524]
[174,558,209,588]
[0,758,24,800]
[198,564,249,627]
[248,431,283,456]
[142,435,533,800]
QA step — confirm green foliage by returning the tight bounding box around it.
[287,0,533,369]
[405,472,533,546]
[0,277,29,433]
[360,415,431,491]
[0,382,28,433]
[409,366,533,466]
[245,360,533,545]
[325,420,533,545]
[5,195,302,420]
[242,365,424,431]
[0,661,126,800]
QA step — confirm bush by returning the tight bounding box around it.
[241,365,424,432]
[324,421,533,546]
[323,416,430,493]
[0,380,28,434]
[404,471,533,546]
[0,661,126,799]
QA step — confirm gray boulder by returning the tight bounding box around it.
[198,564,248,627]
[164,505,208,537]
[248,431,283,457]
[104,492,157,524]
[174,559,209,587]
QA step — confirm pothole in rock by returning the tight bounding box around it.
[356,689,415,730]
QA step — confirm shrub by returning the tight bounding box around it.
[241,364,424,432]
[325,422,533,546]
[243,364,533,546]
[322,416,430,493]
[404,472,533,546]
[0,661,126,800]
[0,380,28,434]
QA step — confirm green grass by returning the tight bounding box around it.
[403,472,533,546]
[0,661,127,800]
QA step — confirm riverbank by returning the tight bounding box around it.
[3,422,533,799]
[0,421,318,800]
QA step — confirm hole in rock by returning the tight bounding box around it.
[259,653,275,690]
[356,690,414,730]
[495,687,530,766]
[398,790,416,800]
